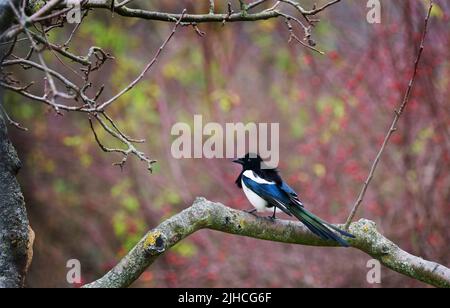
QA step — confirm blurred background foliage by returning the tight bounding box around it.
[3,0,449,287]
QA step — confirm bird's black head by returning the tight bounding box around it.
[233,153,263,171]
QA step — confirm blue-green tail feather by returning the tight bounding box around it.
[289,206,354,247]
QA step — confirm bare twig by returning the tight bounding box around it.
[208,0,215,14]
[345,1,434,229]
[248,0,269,10]
[263,1,281,12]
[28,0,63,21]
[192,23,206,37]
[31,6,72,23]
[0,34,16,63]
[2,58,79,92]
[72,0,339,23]
[30,31,91,66]
[63,9,89,47]
[7,0,69,113]
[103,111,145,143]
[92,113,157,171]
[280,0,341,15]
[0,102,28,131]
[283,17,324,55]
[222,2,234,25]
[115,0,135,9]
[89,117,125,155]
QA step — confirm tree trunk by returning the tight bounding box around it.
[0,0,34,288]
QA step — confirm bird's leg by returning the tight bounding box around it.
[267,207,277,221]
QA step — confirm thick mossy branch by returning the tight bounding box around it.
[84,198,450,288]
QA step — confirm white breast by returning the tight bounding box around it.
[241,179,268,212]
[241,170,279,213]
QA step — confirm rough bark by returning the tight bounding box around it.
[0,91,34,288]
[84,198,450,288]
[0,0,17,34]
[0,0,34,288]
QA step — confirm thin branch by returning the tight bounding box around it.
[115,0,135,9]
[27,0,63,21]
[35,25,84,79]
[208,0,215,14]
[93,113,156,171]
[31,6,72,23]
[264,1,281,12]
[103,111,145,143]
[0,33,16,63]
[30,31,92,66]
[283,15,324,55]
[88,117,126,155]
[8,0,67,112]
[55,0,340,24]
[2,58,80,92]
[83,198,450,288]
[279,0,341,25]
[299,0,341,15]
[63,9,89,47]
[0,81,90,111]
[0,102,28,131]
[239,0,246,12]
[345,1,434,228]
[248,0,269,10]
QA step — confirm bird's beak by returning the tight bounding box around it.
[233,158,244,165]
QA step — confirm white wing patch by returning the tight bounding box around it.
[242,170,275,184]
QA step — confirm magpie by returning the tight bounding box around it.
[233,153,355,247]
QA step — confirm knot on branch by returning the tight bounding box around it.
[193,196,210,207]
[143,230,165,254]
[350,219,395,256]
[350,218,377,234]
[190,196,213,216]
